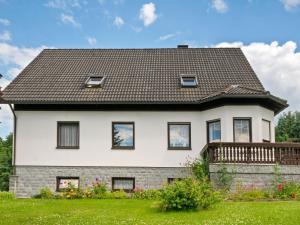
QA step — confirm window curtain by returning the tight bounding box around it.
[59,123,79,147]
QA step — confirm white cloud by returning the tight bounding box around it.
[159,34,176,41]
[61,13,81,27]
[87,37,97,46]
[281,0,300,10]
[0,18,10,26]
[139,2,157,27]
[0,42,48,137]
[212,0,228,13]
[113,16,124,27]
[0,31,11,41]
[45,0,81,11]
[131,26,142,33]
[215,41,300,112]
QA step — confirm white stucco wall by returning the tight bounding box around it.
[15,105,274,167]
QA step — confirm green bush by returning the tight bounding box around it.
[186,157,209,181]
[159,178,220,211]
[274,181,300,200]
[105,190,128,199]
[90,180,108,198]
[216,163,234,191]
[0,191,15,200]
[132,188,161,200]
[39,187,54,199]
[228,184,271,201]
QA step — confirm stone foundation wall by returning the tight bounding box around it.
[10,166,190,198]
[209,164,300,190]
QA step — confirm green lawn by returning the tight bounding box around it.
[1,199,300,225]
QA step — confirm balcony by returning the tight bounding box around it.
[203,142,300,165]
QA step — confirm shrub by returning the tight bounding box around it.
[132,188,161,200]
[39,187,54,199]
[159,178,220,211]
[216,163,234,191]
[186,157,209,181]
[105,190,128,199]
[90,180,108,198]
[228,184,271,201]
[0,191,15,200]
[274,181,300,200]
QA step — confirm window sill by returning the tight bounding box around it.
[168,148,192,151]
[111,146,135,150]
[56,146,80,150]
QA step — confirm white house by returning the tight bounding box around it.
[0,45,288,197]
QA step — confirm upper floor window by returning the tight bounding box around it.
[262,119,271,142]
[57,122,79,149]
[233,118,252,142]
[180,75,198,87]
[207,119,221,143]
[168,122,191,150]
[112,122,135,149]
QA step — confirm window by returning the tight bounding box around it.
[56,177,79,191]
[57,122,79,149]
[262,119,271,142]
[85,76,105,88]
[180,75,198,87]
[168,122,191,150]
[167,178,182,184]
[112,122,135,149]
[207,120,221,143]
[112,177,135,192]
[233,118,252,142]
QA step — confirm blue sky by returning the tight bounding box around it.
[1,0,300,138]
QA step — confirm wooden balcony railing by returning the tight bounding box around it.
[204,142,300,165]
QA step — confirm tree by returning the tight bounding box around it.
[276,111,300,142]
[113,126,123,146]
[0,133,13,191]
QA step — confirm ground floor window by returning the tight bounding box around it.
[112,122,135,149]
[168,122,191,150]
[57,122,80,149]
[262,119,271,142]
[112,177,135,192]
[56,177,79,191]
[207,119,221,143]
[233,118,252,142]
[167,178,182,184]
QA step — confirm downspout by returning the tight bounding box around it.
[8,104,16,175]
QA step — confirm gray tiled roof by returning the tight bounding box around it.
[1,48,280,104]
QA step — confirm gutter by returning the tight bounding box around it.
[8,104,16,175]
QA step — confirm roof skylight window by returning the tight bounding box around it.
[180,75,198,87]
[85,76,105,88]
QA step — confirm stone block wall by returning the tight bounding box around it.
[10,166,190,198]
[209,164,300,190]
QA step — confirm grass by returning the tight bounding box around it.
[1,199,300,225]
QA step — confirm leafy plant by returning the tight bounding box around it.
[105,190,128,199]
[273,181,300,200]
[0,191,15,200]
[90,179,108,198]
[0,134,13,191]
[159,178,220,211]
[216,162,234,191]
[39,187,54,199]
[228,184,271,201]
[132,188,161,200]
[186,156,209,181]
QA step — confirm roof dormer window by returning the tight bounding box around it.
[180,75,198,87]
[85,76,105,88]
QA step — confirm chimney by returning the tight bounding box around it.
[177,45,189,49]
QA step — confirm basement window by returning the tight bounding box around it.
[180,75,198,87]
[85,76,105,88]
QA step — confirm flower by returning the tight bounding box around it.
[291,192,296,199]
[277,184,283,191]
